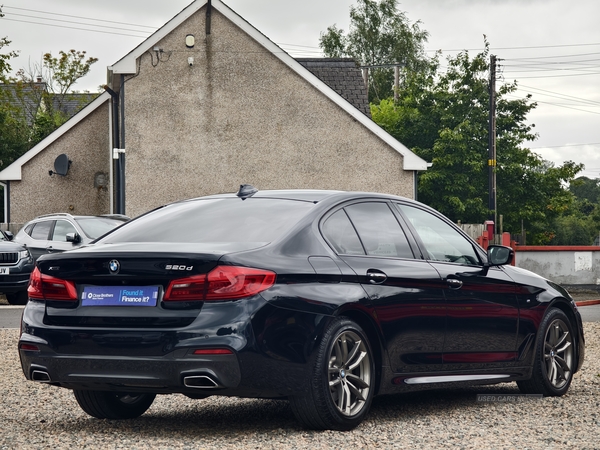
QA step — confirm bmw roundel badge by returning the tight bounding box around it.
[108,259,120,274]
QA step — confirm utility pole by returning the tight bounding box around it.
[488,54,497,241]
[394,65,400,102]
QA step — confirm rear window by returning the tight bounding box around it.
[99,198,314,244]
[30,221,53,240]
[76,217,129,239]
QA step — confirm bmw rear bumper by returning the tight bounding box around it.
[18,299,328,398]
[20,343,242,394]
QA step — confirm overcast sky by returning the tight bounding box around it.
[1,0,599,177]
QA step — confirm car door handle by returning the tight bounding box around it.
[367,270,387,284]
[446,278,463,290]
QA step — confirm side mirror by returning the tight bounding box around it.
[487,245,514,266]
[4,231,13,241]
[66,232,81,244]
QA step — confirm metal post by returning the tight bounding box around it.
[488,54,497,241]
[394,65,399,103]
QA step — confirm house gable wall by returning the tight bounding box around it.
[10,102,110,223]
[123,7,414,217]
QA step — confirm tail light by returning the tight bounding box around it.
[164,265,276,301]
[193,348,233,355]
[28,267,78,301]
[19,343,40,352]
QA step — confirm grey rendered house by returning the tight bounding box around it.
[0,0,428,223]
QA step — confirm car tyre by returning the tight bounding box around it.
[73,390,156,419]
[6,291,27,305]
[289,317,375,431]
[517,308,575,396]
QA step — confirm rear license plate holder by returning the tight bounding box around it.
[81,286,159,307]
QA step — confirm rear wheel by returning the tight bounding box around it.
[517,308,575,396]
[289,317,375,430]
[6,291,27,305]
[73,390,156,419]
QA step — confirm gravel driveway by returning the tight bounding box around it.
[1,325,599,449]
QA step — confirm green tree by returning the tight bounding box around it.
[16,49,99,142]
[319,0,429,102]
[569,176,600,203]
[549,213,598,246]
[0,7,28,220]
[0,7,29,170]
[544,176,600,245]
[371,44,583,243]
[0,7,18,81]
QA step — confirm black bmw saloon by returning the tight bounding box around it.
[18,187,585,430]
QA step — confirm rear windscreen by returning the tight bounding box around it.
[99,198,314,244]
[75,217,128,239]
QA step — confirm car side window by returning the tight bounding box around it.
[30,221,53,240]
[397,204,480,265]
[322,209,365,255]
[344,202,414,259]
[24,223,35,236]
[52,220,78,242]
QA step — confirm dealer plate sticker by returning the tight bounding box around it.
[81,286,159,307]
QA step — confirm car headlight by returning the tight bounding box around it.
[19,249,31,260]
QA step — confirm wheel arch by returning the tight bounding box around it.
[545,298,583,373]
[334,307,386,396]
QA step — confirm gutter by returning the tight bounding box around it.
[103,84,125,215]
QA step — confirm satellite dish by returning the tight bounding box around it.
[50,154,71,176]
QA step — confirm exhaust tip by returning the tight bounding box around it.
[31,370,51,383]
[183,375,221,389]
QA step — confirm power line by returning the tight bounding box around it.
[503,66,600,74]
[427,42,600,53]
[1,18,149,38]
[506,51,600,61]
[1,7,323,56]
[503,59,600,67]
[506,94,600,115]
[2,5,157,29]
[278,43,322,50]
[7,4,600,58]
[506,70,600,79]
[517,85,600,107]
[531,143,600,149]
[5,12,156,34]
[504,67,600,74]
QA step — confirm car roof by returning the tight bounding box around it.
[27,213,130,222]
[187,189,414,204]
[200,189,343,202]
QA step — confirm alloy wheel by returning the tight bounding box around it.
[543,318,574,390]
[327,330,372,417]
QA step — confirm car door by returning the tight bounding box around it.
[321,201,447,373]
[26,220,54,260]
[395,203,519,369]
[47,219,80,254]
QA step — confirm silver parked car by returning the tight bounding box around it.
[15,213,129,260]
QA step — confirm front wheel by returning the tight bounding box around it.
[289,317,375,431]
[73,390,156,419]
[517,308,575,396]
